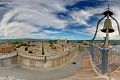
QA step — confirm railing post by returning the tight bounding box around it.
[89,43,94,61]
[101,48,109,74]
[44,56,47,63]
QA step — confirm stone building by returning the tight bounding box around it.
[0,44,16,54]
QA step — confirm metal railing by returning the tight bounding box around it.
[89,41,120,74]
[107,44,120,73]
[89,43,109,74]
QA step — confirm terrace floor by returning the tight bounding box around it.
[0,50,83,80]
[109,65,120,80]
[60,51,107,80]
[0,50,119,80]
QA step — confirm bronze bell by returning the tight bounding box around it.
[101,18,114,33]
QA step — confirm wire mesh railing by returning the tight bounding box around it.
[89,43,109,74]
[89,41,120,74]
[107,43,120,73]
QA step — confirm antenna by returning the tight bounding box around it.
[106,0,111,10]
[106,1,115,15]
[107,4,109,10]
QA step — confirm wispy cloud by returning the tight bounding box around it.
[0,0,119,40]
[0,0,71,39]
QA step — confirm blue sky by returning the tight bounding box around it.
[0,0,120,40]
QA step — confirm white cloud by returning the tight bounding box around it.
[0,0,120,40]
[0,0,75,38]
[13,8,67,29]
[43,30,61,34]
[70,6,106,26]
[72,5,120,40]
[0,9,40,39]
[70,10,92,26]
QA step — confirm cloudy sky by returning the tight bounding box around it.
[0,0,120,40]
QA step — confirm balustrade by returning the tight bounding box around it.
[89,42,120,74]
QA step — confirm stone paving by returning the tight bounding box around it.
[0,76,25,80]
[60,52,107,80]
[0,51,83,80]
[1,51,120,80]
[109,66,120,80]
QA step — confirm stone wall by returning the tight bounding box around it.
[18,46,80,69]
[0,46,80,69]
[0,56,17,67]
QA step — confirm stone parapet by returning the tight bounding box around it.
[0,45,80,69]
[18,46,80,69]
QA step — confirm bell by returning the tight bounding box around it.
[101,18,114,33]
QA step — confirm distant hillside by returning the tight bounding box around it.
[0,38,119,43]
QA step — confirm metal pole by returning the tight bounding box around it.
[106,14,110,80]
[101,48,109,74]
[105,14,109,48]
[42,43,44,55]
